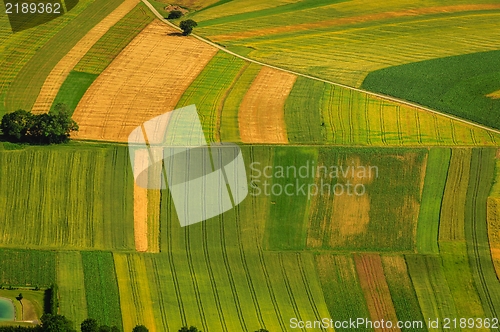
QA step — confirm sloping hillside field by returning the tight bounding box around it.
[2,0,500,331]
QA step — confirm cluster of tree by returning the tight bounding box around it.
[0,107,78,144]
[167,10,183,19]
[179,19,197,35]
[0,316,148,332]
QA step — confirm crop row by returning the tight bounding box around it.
[0,145,134,250]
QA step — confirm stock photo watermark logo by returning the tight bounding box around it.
[249,160,379,198]
[128,105,248,227]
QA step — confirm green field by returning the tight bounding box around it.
[0,249,56,287]
[416,148,451,254]
[0,144,134,250]
[81,251,123,329]
[464,149,500,319]
[362,50,500,130]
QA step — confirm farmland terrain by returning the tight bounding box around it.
[1,0,500,331]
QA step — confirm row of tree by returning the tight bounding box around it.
[0,108,78,144]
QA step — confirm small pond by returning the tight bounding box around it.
[0,297,14,321]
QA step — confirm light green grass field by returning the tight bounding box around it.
[57,251,88,327]
[0,144,134,250]
[465,148,500,319]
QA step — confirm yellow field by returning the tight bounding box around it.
[238,67,296,143]
[72,20,217,142]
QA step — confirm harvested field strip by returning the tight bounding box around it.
[0,146,134,250]
[81,251,123,329]
[239,66,296,144]
[284,77,323,144]
[175,51,247,142]
[381,256,426,331]
[315,254,371,331]
[72,21,217,142]
[405,254,458,324]
[74,2,155,74]
[416,148,451,254]
[49,71,98,115]
[305,148,424,251]
[57,252,88,326]
[265,147,317,250]
[219,63,261,142]
[4,0,124,113]
[465,148,500,319]
[438,149,472,241]
[354,254,400,332]
[439,241,485,326]
[31,0,141,113]
[0,0,95,117]
[114,254,157,331]
[0,249,56,287]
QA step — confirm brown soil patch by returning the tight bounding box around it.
[134,149,149,252]
[21,299,37,322]
[31,0,140,114]
[354,254,400,332]
[72,20,217,142]
[238,66,296,143]
[211,4,500,42]
[165,4,188,14]
[487,90,500,99]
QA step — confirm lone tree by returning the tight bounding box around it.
[179,19,197,35]
[167,10,183,19]
[16,293,23,302]
[132,326,149,332]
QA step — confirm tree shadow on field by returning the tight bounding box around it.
[167,32,184,37]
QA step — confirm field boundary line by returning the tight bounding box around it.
[141,0,500,136]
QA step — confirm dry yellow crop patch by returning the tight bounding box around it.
[32,0,140,113]
[239,66,296,143]
[72,20,217,142]
[487,90,500,99]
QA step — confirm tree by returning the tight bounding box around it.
[80,319,99,332]
[167,10,183,19]
[40,314,76,332]
[131,326,148,332]
[16,293,23,302]
[0,109,32,141]
[178,327,201,332]
[179,19,197,36]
